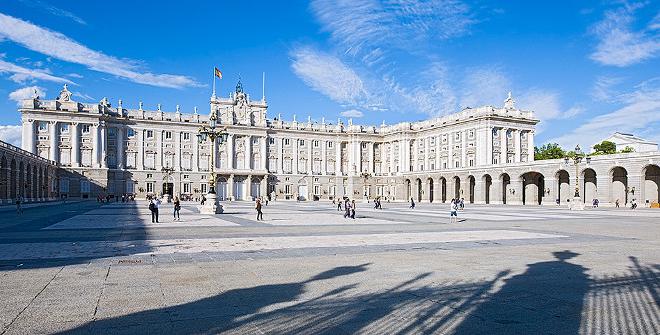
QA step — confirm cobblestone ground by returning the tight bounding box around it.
[0,200,658,334]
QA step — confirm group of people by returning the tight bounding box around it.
[148,196,182,223]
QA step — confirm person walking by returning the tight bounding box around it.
[149,197,161,223]
[409,197,415,209]
[256,198,264,221]
[201,195,206,206]
[351,200,356,219]
[344,199,351,219]
[459,198,465,210]
[449,199,458,224]
[337,199,343,211]
[16,195,23,215]
[615,199,620,208]
[173,196,181,221]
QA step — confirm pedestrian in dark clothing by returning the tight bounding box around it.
[343,200,351,218]
[351,200,356,219]
[173,196,181,221]
[201,195,206,205]
[337,200,343,211]
[149,198,160,223]
[410,198,415,209]
[256,198,264,221]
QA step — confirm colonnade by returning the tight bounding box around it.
[1,140,58,204]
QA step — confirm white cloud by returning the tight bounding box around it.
[0,13,201,88]
[311,0,474,60]
[290,46,369,106]
[551,77,660,149]
[517,89,562,121]
[0,59,72,84]
[8,86,46,104]
[67,73,83,78]
[590,4,660,67]
[73,91,94,101]
[459,66,511,109]
[18,0,87,25]
[340,109,364,118]
[0,125,22,147]
[591,76,624,102]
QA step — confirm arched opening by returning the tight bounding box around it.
[483,174,492,204]
[643,164,660,204]
[416,178,422,202]
[428,178,434,203]
[440,177,447,203]
[18,161,25,199]
[610,167,628,205]
[556,170,571,203]
[468,175,476,204]
[582,168,597,204]
[500,173,510,204]
[521,172,545,205]
[26,164,32,200]
[453,176,461,200]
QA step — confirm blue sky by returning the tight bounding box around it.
[0,0,658,150]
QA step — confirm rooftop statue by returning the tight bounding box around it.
[57,84,72,102]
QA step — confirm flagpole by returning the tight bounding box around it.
[212,67,216,97]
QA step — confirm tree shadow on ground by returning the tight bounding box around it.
[55,252,659,335]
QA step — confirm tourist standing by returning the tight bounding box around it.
[450,199,458,224]
[410,198,415,209]
[344,199,351,219]
[255,198,264,221]
[337,199,343,211]
[351,200,356,219]
[150,198,161,223]
[615,199,620,208]
[173,196,181,221]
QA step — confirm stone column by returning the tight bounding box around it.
[508,178,523,205]
[433,179,441,202]
[175,131,181,170]
[543,177,556,205]
[447,133,453,169]
[399,139,406,172]
[22,119,35,154]
[514,129,521,163]
[116,127,124,169]
[192,132,198,172]
[49,121,58,163]
[321,140,327,175]
[412,140,419,171]
[260,176,267,199]
[347,138,355,175]
[227,174,234,200]
[473,179,484,204]
[71,122,80,167]
[335,141,342,175]
[389,142,395,174]
[100,122,107,168]
[260,136,267,171]
[277,138,284,173]
[485,126,493,166]
[227,134,234,170]
[491,179,502,204]
[500,128,507,165]
[461,131,467,168]
[423,137,429,171]
[92,123,100,168]
[293,139,299,174]
[368,142,374,174]
[629,174,643,204]
[245,136,252,170]
[528,131,535,162]
[246,175,252,200]
[307,141,312,174]
[155,129,162,170]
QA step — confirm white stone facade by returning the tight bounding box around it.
[17,84,660,206]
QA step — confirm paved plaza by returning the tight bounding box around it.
[0,200,658,334]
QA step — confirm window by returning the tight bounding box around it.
[469,159,474,167]
[431,163,435,170]
[299,139,305,146]
[201,183,207,193]
[183,183,191,193]
[146,182,154,193]
[127,128,135,138]
[469,130,474,138]
[253,137,259,144]
[80,180,90,193]
[507,130,512,139]
[284,138,290,146]
[81,124,90,133]
[314,140,320,148]
[183,132,190,141]
[493,158,499,164]
[38,121,48,132]
[60,124,69,133]
[455,161,460,168]
[328,142,334,148]
[285,185,292,194]
[455,133,460,140]
[269,137,275,145]
[362,142,367,149]
[165,131,172,140]
[146,130,154,139]
[146,173,153,179]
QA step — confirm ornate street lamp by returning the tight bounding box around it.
[196,107,228,214]
[564,144,589,210]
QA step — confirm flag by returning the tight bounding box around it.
[214,67,222,79]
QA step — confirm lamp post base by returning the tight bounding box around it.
[568,196,585,211]
[199,193,224,214]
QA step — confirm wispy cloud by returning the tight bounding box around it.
[0,13,201,88]
[18,0,86,25]
[340,109,364,118]
[551,77,660,149]
[8,85,46,104]
[591,76,625,102]
[0,59,72,84]
[459,66,511,109]
[590,3,660,67]
[290,46,369,106]
[0,125,22,147]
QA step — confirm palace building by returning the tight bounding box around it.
[12,82,660,207]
